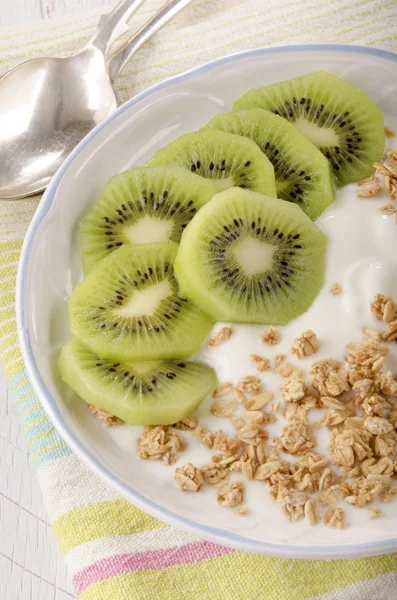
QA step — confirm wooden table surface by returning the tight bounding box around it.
[0,4,113,598]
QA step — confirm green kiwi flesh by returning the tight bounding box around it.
[148,129,277,197]
[80,166,215,274]
[174,189,327,324]
[205,109,334,220]
[233,71,384,185]
[59,339,217,426]
[69,241,214,361]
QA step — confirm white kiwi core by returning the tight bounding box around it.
[232,236,276,275]
[125,216,173,244]
[114,280,172,318]
[295,117,339,147]
[213,176,235,192]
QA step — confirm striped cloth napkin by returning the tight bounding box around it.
[2,1,397,598]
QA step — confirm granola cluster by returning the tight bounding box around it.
[291,330,319,359]
[87,404,124,426]
[357,146,397,215]
[138,426,185,465]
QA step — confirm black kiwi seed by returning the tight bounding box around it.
[206,214,307,299]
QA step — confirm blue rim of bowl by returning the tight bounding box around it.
[16,43,397,559]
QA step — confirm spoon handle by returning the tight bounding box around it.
[87,0,147,59]
[107,0,193,83]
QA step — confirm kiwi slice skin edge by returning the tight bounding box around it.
[233,71,384,185]
[205,108,335,220]
[80,166,215,274]
[69,241,214,362]
[59,339,217,426]
[174,188,328,325]
[148,129,277,198]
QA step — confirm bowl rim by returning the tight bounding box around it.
[16,43,397,559]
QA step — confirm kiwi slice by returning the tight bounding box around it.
[174,188,327,324]
[80,166,215,274]
[233,71,384,185]
[59,339,217,426]
[69,241,214,361]
[205,109,334,220]
[148,129,277,197]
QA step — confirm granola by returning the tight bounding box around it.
[173,417,197,431]
[275,487,309,521]
[236,375,263,394]
[236,507,249,516]
[213,429,240,456]
[201,463,229,487]
[233,387,246,404]
[380,204,397,217]
[140,289,397,531]
[194,424,214,449]
[324,508,345,529]
[370,293,397,322]
[174,463,204,491]
[244,391,273,410]
[87,404,124,426]
[280,421,316,455]
[281,373,307,402]
[138,427,185,465]
[211,399,238,418]
[317,489,338,508]
[339,477,383,507]
[374,151,397,203]
[383,319,397,342]
[364,416,393,436]
[329,282,343,296]
[212,382,233,398]
[261,326,280,345]
[209,326,233,346]
[249,354,271,372]
[291,330,319,359]
[304,498,321,525]
[217,481,244,508]
[274,354,287,365]
[368,509,384,519]
[356,176,382,198]
[310,359,349,397]
[277,362,303,378]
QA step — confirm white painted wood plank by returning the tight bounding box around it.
[41,0,112,22]
[0,368,26,452]
[0,0,112,27]
[0,369,49,522]
[0,438,49,523]
[0,363,75,597]
[0,554,74,599]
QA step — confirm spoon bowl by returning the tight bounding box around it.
[0,49,117,198]
[0,0,192,200]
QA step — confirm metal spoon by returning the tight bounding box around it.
[0,0,192,200]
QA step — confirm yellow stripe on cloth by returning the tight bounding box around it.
[53,499,166,554]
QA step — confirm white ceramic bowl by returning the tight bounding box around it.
[17,44,397,559]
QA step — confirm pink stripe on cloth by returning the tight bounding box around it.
[73,540,234,594]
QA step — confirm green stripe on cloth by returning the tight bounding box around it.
[78,551,397,600]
